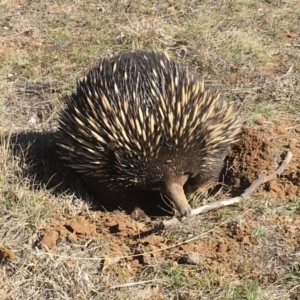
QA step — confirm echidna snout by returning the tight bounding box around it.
[56,51,240,216]
[164,175,191,216]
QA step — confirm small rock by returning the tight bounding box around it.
[6,73,15,80]
[255,115,265,125]
[177,46,188,58]
[28,116,37,125]
[180,251,201,265]
[130,207,150,222]
[288,138,297,150]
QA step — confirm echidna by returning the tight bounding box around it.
[56,51,240,216]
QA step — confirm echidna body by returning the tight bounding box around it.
[56,51,240,216]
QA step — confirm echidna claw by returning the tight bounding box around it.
[178,205,192,217]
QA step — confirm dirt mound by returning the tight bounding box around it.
[224,121,300,199]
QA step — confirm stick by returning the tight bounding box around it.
[163,151,293,226]
[109,279,159,289]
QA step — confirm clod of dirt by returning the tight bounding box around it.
[105,214,145,236]
[0,247,14,263]
[65,216,99,238]
[254,115,266,125]
[38,216,99,250]
[38,230,61,250]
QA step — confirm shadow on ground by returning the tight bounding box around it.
[7,131,174,216]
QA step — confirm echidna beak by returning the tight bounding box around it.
[165,175,191,217]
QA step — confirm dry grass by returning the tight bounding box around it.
[0,0,300,299]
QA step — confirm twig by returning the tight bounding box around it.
[163,151,293,226]
[278,64,294,79]
[285,125,300,130]
[109,279,159,289]
[16,88,46,101]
